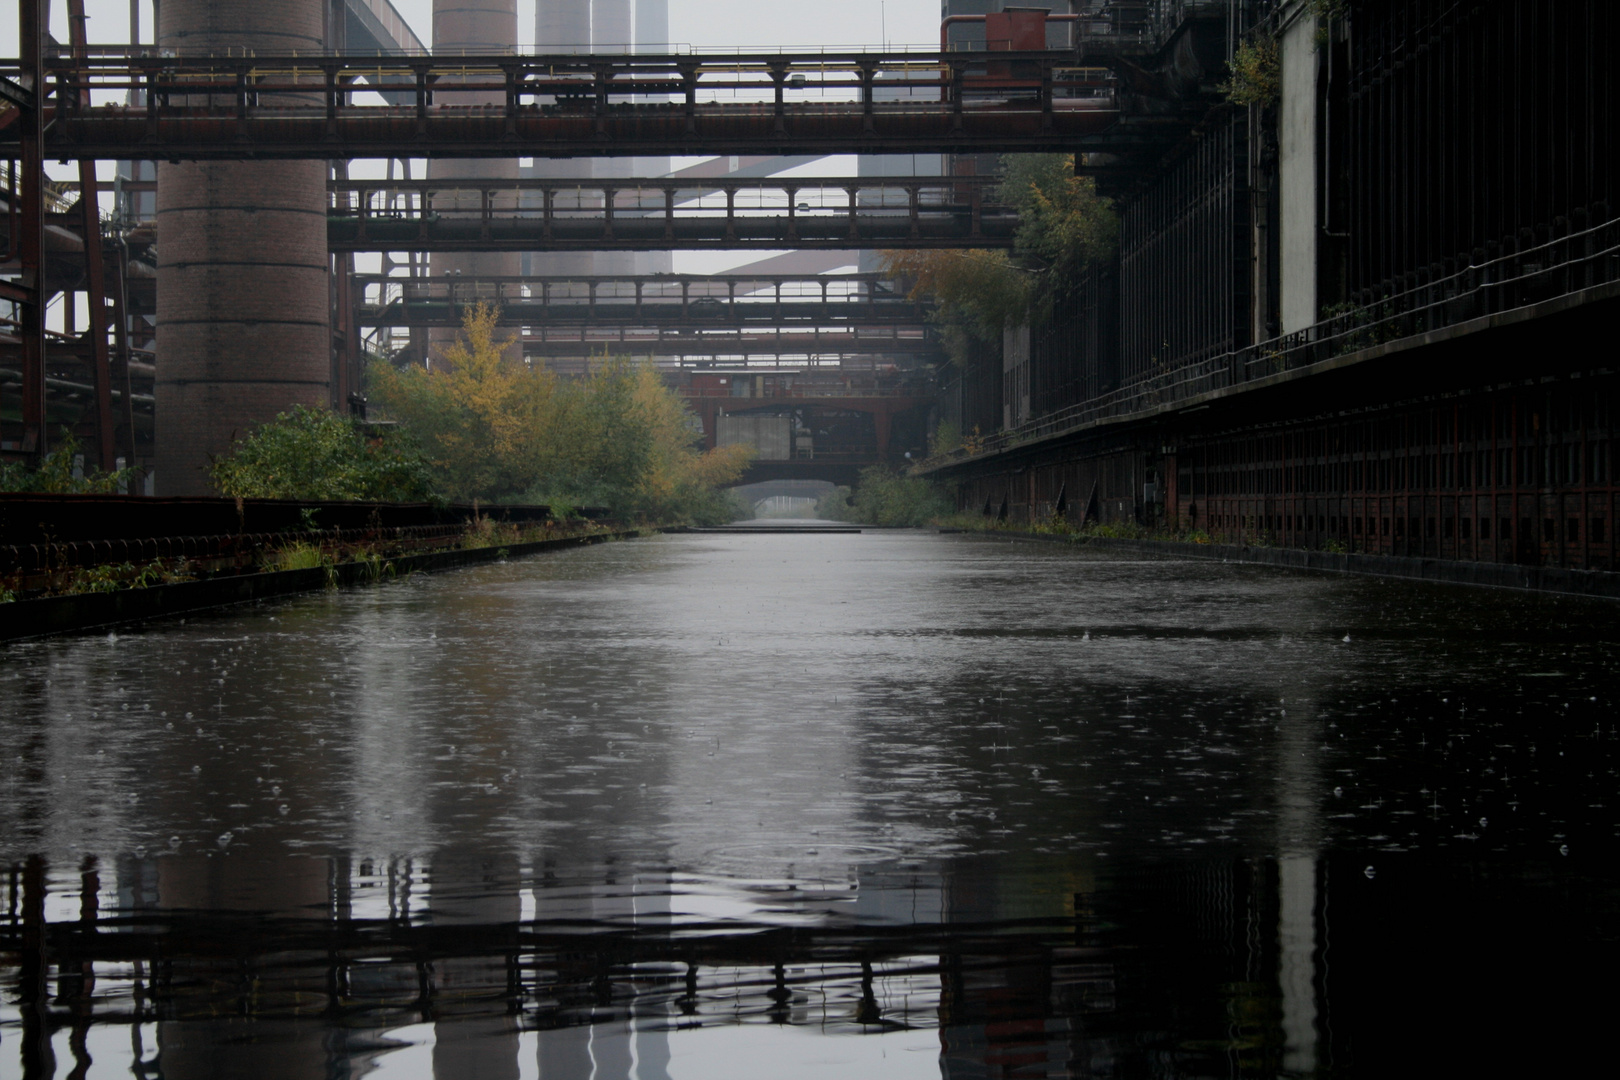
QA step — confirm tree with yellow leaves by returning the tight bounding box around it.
[369,304,753,522]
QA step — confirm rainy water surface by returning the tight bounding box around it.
[2,530,1617,1077]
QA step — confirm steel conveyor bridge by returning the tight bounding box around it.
[2,49,1129,161]
[327,175,1016,252]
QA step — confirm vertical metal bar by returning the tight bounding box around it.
[109,241,137,469]
[19,0,49,461]
[70,0,118,472]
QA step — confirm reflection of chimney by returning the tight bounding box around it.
[430,1,522,363]
[154,855,334,1078]
[153,0,330,495]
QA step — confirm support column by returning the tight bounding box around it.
[17,0,48,462]
[70,0,118,472]
[154,0,331,495]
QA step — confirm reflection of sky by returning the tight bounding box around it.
[6,532,1620,1077]
[5,532,1620,875]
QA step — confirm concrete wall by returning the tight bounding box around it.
[1003,324,1031,429]
[1278,7,1320,335]
[154,0,331,496]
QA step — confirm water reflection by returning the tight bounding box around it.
[3,532,1618,1076]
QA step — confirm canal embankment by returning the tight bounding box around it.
[942,528,1620,600]
[0,528,643,644]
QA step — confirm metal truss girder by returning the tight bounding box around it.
[16,49,1123,161]
[521,333,937,358]
[328,175,1014,252]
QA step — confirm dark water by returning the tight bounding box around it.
[2,531,1617,1078]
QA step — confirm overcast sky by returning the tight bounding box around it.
[5,1,943,53]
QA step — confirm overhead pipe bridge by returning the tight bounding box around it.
[356,272,932,329]
[326,174,1017,252]
[4,49,1131,161]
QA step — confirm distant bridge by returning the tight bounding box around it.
[675,372,930,485]
[354,273,931,330]
[328,175,1015,252]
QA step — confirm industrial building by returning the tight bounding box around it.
[3,0,1615,570]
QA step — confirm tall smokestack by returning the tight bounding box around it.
[154,0,330,495]
[592,0,636,277]
[532,1,596,280]
[430,1,521,361]
[537,0,592,51]
[634,0,673,274]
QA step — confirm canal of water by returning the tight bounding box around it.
[2,530,1617,1077]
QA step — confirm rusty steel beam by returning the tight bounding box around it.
[330,174,1015,252]
[13,50,1124,161]
[15,1,49,462]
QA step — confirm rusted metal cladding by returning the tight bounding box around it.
[154,0,329,495]
[430,0,522,357]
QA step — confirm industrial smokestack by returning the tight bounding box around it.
[154,0,330,496]
[634,0,673,274]
[635,0,670,53]
[592,0,636,277]
[532,1,596,280]
[538,0,592,52]
[429,0,522,362]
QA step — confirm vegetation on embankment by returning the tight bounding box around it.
[882,154,1118,370]
[814,466,952,527]
[0,436,138,495]
[211,404,435,502]
[364,303,752,523]
[206,304,752,525]
[0,516,618,606]
[936,514,1216,545]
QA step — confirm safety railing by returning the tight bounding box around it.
[920,215,1620,470]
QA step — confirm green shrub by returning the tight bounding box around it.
[814,485,855,522]
[210,405,434,502]
[845,466,951,527]
[0,435,137,494]
[1223,37,1280,107]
